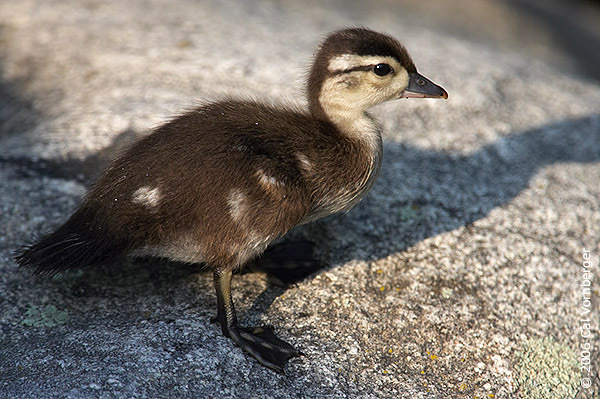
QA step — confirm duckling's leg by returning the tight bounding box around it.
[213,267,302,374]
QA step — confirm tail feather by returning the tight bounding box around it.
[15,213,126,275]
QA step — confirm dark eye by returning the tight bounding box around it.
[373,63,393,76]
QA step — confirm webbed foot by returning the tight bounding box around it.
[228,325,302,374]
[213,267,303,374]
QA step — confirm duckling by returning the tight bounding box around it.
[16,27,447,373]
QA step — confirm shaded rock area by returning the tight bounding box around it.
[1,0,599,398]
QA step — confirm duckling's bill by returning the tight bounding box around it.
[399,72,448,99]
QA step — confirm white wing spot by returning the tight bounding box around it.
[132,186,161,208]
[296,153,312,171]
[227,189,247,222]
[256,169,282,189]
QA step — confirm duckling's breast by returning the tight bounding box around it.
[300,119,383,223]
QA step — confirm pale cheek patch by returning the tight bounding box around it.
[132,186,161,208]
[391,69,410,97]
[227,189,248,222]
[320,57,406,115]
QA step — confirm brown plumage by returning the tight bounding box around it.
[16,27,447,373]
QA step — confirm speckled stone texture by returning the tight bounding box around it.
[1,0,599,398]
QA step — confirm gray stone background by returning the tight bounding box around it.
[1,0,599,398]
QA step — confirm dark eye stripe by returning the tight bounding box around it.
[332,64,379,75]
[332,64,394,76]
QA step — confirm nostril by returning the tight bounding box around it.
[418,79,425,86]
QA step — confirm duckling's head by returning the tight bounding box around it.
[308,27,447,123]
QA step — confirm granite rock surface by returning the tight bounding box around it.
[1,0,599,398]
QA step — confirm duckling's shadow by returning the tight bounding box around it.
[56,255,209,302]
[311,114,600,265]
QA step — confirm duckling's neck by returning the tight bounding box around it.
[303,84,384,224]
[309,93,381,154]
